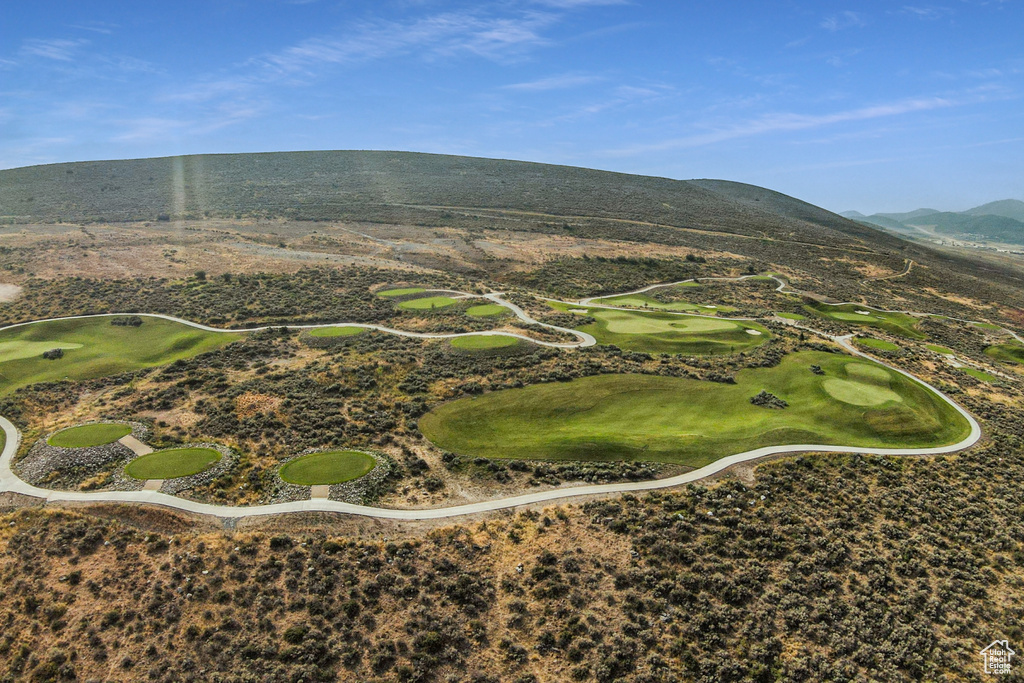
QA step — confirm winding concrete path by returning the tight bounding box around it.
[0,279,986,520]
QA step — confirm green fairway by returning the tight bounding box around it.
[592,293,700,312]
[804,303,925,339]
[0,317,239,396]
[465,303,508,317]
[566,305,769,355]
[279,450,376,485]
[972,322,1003,331]
[397,296,458,310]
[962,368,998,382]
[419,351,969,467]
[377,287,426,298]
[984,343,1024,364]
[451,335,520,350]
[48,423,131,448]
[776,312,806,320]
[855,337,900,352]
[925,344,954,355]
[0,340,84,362]
[308,326,364,338]
[124,447,222,480]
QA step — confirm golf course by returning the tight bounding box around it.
[48,423,131,448]
[563,305,769,354]
[0,317,238,396]
[419,351,971,467]
[804,303,925,339]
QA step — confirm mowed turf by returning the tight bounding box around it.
[465,303,508,317]
[279,450,376,485]
[0,317,239,396]
[308,326,364,338]
[377,287,426,298]
[985,343,1024,364]
[451,335,520,350]
[124,447,221,480]
[855,337,900,352]
[804,303,925,339]
[48,423,131,448]
[593,293,700,312]
[568,306,769,354]
[419,351,969,467]
[397,296,458,310]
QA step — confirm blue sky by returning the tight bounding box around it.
[1,0,1021,212]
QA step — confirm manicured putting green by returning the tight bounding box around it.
[804,303,924,339]
[308,326,364,338]
[465,304,508,317]
[593,293,700,312]
[985,344,1024,364]
[962,368,997,383]
[125,448,221,480]
[776,312,806,321]
[855,337,900,351]
[925,344,954,355]
[48,423,131,448]
[565,305,769,355]
[451,335,519,350]
[0,317,238,396]
[0,340,84,363]
[420,351,969,467]
[397,296,458,310]
[279,450,376,485]
[377,287,426,298]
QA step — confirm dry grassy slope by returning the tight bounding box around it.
[0,151,890,248]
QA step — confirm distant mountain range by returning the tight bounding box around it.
[842,199,1024,245]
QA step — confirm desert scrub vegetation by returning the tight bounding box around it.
[503,255,714,299]
[0,266,468,327]
[0,432,1022,682]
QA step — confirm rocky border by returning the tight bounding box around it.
[15,421,150,491]
[150,443,237,495]
[272,448,391,504]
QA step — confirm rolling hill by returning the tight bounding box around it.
[846,199,1024,244]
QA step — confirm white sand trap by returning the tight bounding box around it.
[0,284,22,302]
[855,310,871,315]
[745,329,763,335]
[703,305,717,309]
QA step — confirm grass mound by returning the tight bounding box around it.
[308,326,364,338]
[565,305,769,355]
[48,423,131,448]
[0,317,237,396]
[925,344,954,355]
[776,312,806,320]
[593,293,700,312]
[420,351,969,467]
[377,287,426,298]
[279,450,376,485]
[465,303,508,317]
[962,368,997,382]
[397,296,458,310]
[125,447,221,480]
[855,337,900,351]
[805,303,924,339]
[451,335,519,350]
[985,344,1024,364]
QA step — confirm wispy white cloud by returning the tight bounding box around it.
[20,38,90,61]
[901,5,954,20]
[503,72,602,91]
[530,0,628,7]
[821,11,868,31]
[67,21,118,35]
[606,96,957,155]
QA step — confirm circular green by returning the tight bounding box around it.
[451,335,519,350]
[821,379,902,406]
[398,296,458,310]
[855,337,900,351]
[308,326,364,338]
[125,447,222,480]
[279,450,376,485]
[48,423,131,448]
[466,303,508,317]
